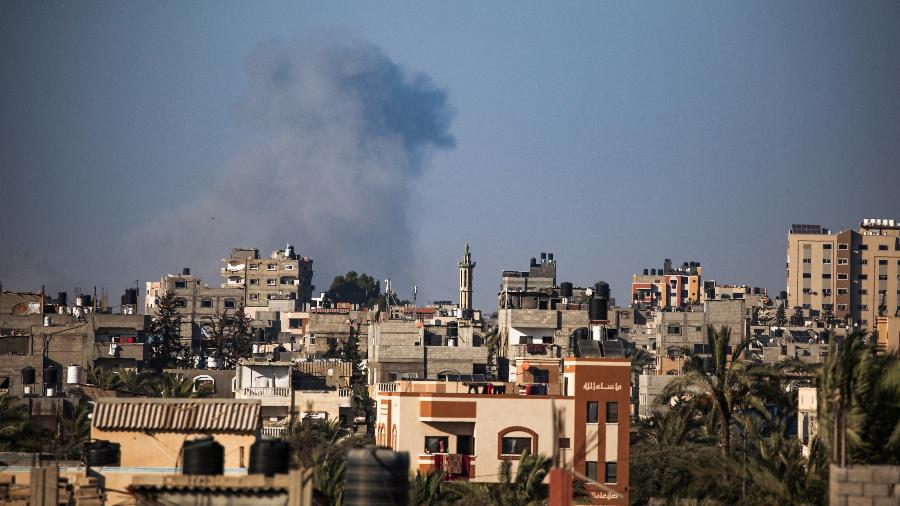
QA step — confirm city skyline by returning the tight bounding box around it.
[2,1,900,312]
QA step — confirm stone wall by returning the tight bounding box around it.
[829,464,900,505]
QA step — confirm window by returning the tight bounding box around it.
[307,336,317,345]
[531,368,550,384]
[861,259,868,265]
[267,279,276,286]
[859,289,868,295]
[500,436,532,456]
[837,304,847,311]
[860,245,868,251]
[558,438,571,449]
[823,244,832,249]
[285,264,294,270]
[606,402,619,423]
[201,299,212,308]
[822,273,832,279]
[193,375,215,393]
[267,264,277,271]
[604,462,617,483]
[587,402,599,423]
[424,436,449,454]
[289,318,303,329]
[879,245,888,251]
[879,259,889,265]
[802,258,812,264]
[838,274,849,280]
[250,278,259,285]
[667,325,682,335]
[823,258,832,264]
[879,275,888,281]
[585,461,598,482]
[541,335,553,344]
[224,299,236,309]
[859,304,869,311]
[859,274,868,280]
[838,288,848,295]
[174,298,187,308]
[249,294,259,301]
[839,244,849,250]
[823,289,832,296]
[802,273,811,278]
[175,280,187,289]
[838,258,849,265]
[250,263,259,270]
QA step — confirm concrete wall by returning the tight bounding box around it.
[829,464,900,505]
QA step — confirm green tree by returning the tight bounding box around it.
[327,271,380,307]
[410,470,459,506]
[661,326,771,455]
[0,394,29,451]
[150,373,210,398]
[789,306,805,326]
[818,331,900,465]
[202,305,253,368]
[147,291,187,371]
[55,401,92,460]
[775,303,787,327]
[451,451,551,506]
[114,368,153,395]
[87,366,121,390]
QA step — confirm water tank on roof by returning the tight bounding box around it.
[595,281,610,300]
[122,288,138,306]
[344,447,409,506]
[249,437,290,476]
[67,365,83,385]
[182,436,224,475]
[84,440,120,467]
[254,328,265,342]
[589,298,608,321]
[643,269,649,275]
[207,356,220,369]
[182,268,191,276]
[560,282,573,297]
[44,366,59,385]
[21,367,36,385]
[57,292,67,307]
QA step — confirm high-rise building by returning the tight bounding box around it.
[787,219,900,327]
[459,244,475,312]
[220,245,314,308]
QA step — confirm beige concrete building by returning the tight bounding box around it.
[797,386,818,458]
[875,315,900,356]
[787,219,900,328]
[221,246,314,308]
[373,357,630,505]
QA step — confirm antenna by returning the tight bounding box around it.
[412,285,417,308]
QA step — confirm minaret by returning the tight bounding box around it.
[458,243,475,312]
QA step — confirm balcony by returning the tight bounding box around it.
[418,454,474,481]
[242,386,291,397]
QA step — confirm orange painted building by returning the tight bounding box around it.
[373,357,630,505]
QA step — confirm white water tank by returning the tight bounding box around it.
[43,316,52,327]
[67,365,83,385]
[447,337,457,347]
[46,387,56,397]
[207,356,220,369]
[252,343,260,354]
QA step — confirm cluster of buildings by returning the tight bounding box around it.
[2,217,899,504]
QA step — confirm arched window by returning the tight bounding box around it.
[392,425,398,451]
[193,375,215,393]
[497,426,538,460]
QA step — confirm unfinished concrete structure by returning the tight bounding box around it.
[221,245,314,308]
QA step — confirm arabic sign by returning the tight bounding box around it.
[582,381,623,392]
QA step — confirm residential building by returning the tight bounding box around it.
[797,386,818,458]
[373,356,630,504]
[631,259,702,309]
[787,219,900,328]
[875,315,900,356]
[221,245,314,308]
[146,269,239,340]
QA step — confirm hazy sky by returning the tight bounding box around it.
[2,1,899,311]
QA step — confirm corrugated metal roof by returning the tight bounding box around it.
[92,398,261,433]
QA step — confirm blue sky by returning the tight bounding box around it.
[2,1,899,310]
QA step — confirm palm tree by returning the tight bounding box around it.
[114,368,153,395]
[150,373,208,398]
[409,470,457,506]
[818,330,900,465]
[0,394,29,451]
[87,366,121,390]
[661,326,771,455]
[55,401,92,460]
[313,451,346,505]
[451,451,551,506]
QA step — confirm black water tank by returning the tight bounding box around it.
[589,298,608,321]
[44,366,59,385]
[57,292,67,306]
[254,328,265,342]
[182,436,224,475]
[84,440,120,466]
[182,267,191,276]
[643,269,649,275]
[21,367,36,385]
[779,291,788,300]
[122,288,138,306]
[559,282,573,298]
[344,447,409,506]
[595,281,610,300]
[574,327,589,341]
[248,437,290,476]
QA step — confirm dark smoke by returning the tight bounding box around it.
[131,36,454,289]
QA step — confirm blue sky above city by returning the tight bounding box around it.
[2,1,899,310]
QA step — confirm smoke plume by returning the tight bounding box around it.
[132,36,454,290]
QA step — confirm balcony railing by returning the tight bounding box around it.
[338,388,353,397]
[261,426,287,438]
[377,383,398,392]
[242,386,291,397]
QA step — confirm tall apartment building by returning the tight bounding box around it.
[220,245,314,308]
[631,259,702,309]
[787,219,900,327]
